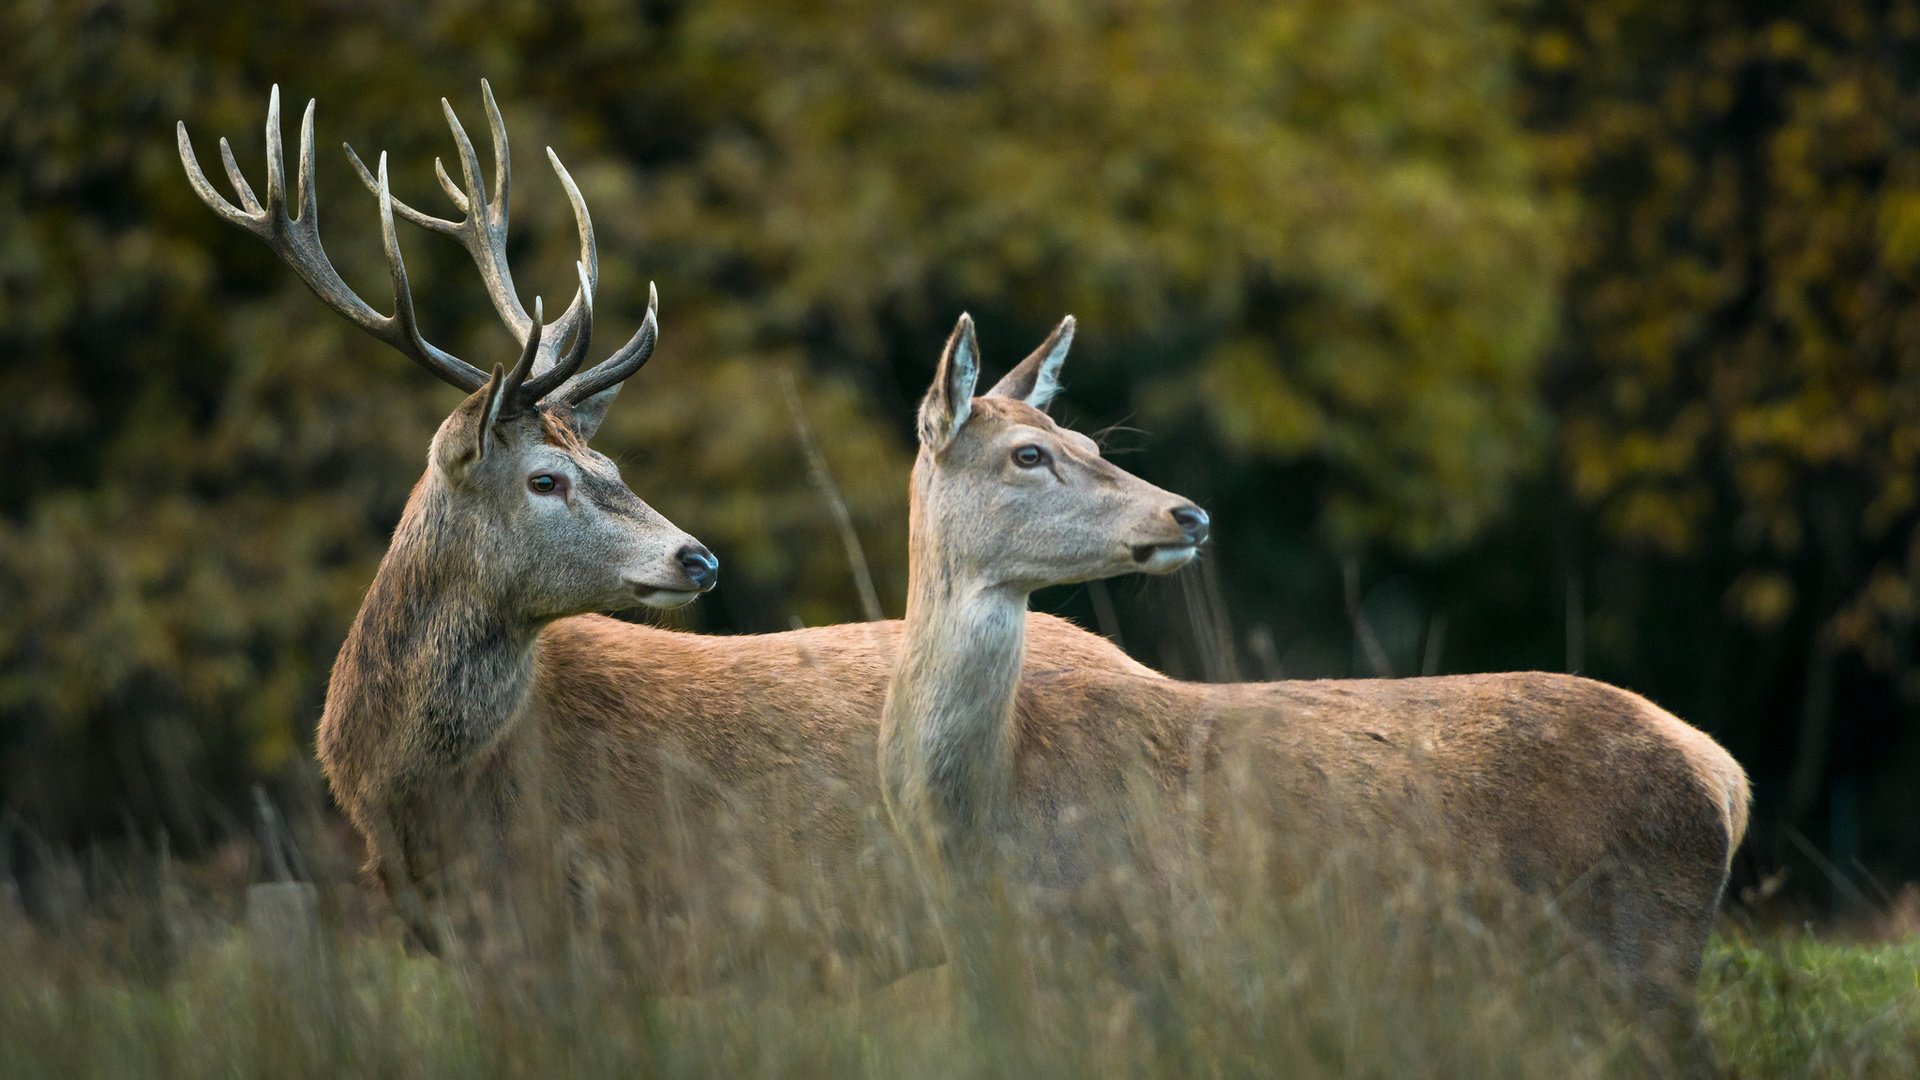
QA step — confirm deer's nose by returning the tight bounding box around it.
[1170,505,1210,546]
[676,544,720,591]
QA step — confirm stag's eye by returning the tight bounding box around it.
[528,473,561,495]
[1011,445,1050,469]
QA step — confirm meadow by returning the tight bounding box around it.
[3,817,1915,1080]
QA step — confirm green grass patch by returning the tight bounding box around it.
[1702,931,1920,1077]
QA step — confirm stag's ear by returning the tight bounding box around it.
[476,363,511,461]
[919,313,980,453]
[986,315,1074,412]
[567,385,619,441]
[431,366,508,480]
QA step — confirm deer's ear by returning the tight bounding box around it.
[986,315,1074,412]
[566,385,619,441]
[431,365,509,480]
[919,313,979,452]
[476,363,510,461]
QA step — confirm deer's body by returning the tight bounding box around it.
[878,317,1749,1038]
[320,591,1160,905]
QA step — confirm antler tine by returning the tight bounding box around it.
[348,84,536,347]
[345,143,463,235]
[434,158,471,215]
[558,281,656,406]
[482,80,510,220]
[522,262,594,401]
[440,97,489,230]
[373,153,488,389]
[263,87,286,219]
[538,147,599,361]
[500,296,545,407]
[217,138,261,214]
[178,87,487,393]
[178,122,256,229]
[295,99,321,225]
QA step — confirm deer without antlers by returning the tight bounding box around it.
[880,314,1750,1051]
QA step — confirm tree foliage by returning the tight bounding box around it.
[1,0,1553,844]
[1519,0,1920,872]
[4,0,1915,892]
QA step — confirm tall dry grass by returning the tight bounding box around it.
[3,566,1910,1077]
[1,771,1687,1080]
[6,709,1920,1078]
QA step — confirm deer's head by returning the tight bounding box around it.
[913,314,1208,593]
[420,360,716,617]
[180,84,718,618]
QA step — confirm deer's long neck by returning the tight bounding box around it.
[882,489,1030,854]
[322,477,540,794]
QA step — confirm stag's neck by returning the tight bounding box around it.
[323,478,541,785]
[882,517,1030,847]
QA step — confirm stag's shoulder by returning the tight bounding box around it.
[531,615,896,763]
[535,613,909,694]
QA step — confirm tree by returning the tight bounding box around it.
[1519,0,1920,878]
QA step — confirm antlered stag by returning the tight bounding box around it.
[879,314,1750,1041]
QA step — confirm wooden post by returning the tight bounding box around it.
[248,785,320,973]
[247,880,321,970]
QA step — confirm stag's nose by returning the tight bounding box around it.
[676,544,720,592]
[1170,505,1210,546]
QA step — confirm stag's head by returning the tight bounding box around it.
[418,353,716,617]
[179,83,718,616]
[913,314,1208,593]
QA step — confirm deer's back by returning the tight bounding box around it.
[1002,668,1746,901]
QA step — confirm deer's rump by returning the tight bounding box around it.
[1004,664,1747,998]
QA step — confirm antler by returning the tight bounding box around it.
[342,81,658,407]
[177,86,489,392]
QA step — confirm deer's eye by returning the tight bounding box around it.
[1011,445,1050,469]
[528,473,561,495]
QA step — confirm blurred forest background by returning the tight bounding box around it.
[2,0,1917,909]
